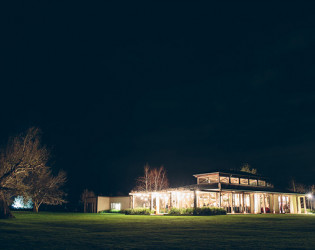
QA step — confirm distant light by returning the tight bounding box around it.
[307,193,313,199]
[12,196,33,209]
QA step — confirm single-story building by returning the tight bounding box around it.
[86,171,307,214]
[130,171,307,214]
[84,196,130,213]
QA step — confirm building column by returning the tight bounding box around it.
[156,195,160,214]
[232,193,235,213]
[297,196,301,214]
[131,195,135,209]
[289,195,294,213]
[250,193,255,214]
[170,192,172,209]
[150,194,153,211]
[274,195,279,213]
[270,194,274,213]
[303,196,307,214]
[242,192,245,213]
[194,190,197,209]
[256,194,261,213]
[262,194,266,213]
[229,193,234,213]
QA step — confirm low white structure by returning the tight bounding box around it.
[84,196,130,213]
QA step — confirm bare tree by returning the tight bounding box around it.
[0,127,49,218]
[135,164,169,192]
[240,163,257,175]
[135,164,151,191]
[23,167,67,213]
[80,189,95,213]
[290,179,306,193]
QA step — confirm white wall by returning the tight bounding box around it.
[109,196,131,210]
[97,196,110,212]
[96,196,131,212]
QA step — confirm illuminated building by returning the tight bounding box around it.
[130,171,307,214]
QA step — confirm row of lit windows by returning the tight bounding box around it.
[198,176,271,187]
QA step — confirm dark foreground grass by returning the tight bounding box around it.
[0,212,314,249]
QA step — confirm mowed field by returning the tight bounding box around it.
[0,212,314,249]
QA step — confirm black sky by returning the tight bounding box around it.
[3,1,315,203]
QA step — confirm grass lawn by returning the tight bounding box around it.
[0,212,314,249]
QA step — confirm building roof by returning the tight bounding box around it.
[170,183,302,194]
[193,170,268,179]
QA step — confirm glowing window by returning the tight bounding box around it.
[249,179,257,186]
[230,177,239,184]
[111,203,121,211]
[258,180,266,186]
[208,175,219,183]
[220,176,229,183]
[240,178,249,185]
[198,178,208,184]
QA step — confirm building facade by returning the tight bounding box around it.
[130,171,307,214]
[84,196,130,213]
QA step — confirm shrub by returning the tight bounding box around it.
[168,207,226,216]
[98,209,124,214]
[124,208,152,215]
[169,208,181,215]
[185,208,194,215]
[98,210,110,214]
[193,207,226,216]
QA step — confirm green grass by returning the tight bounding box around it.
[0,212,314,249]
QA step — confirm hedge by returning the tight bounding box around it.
[102,207,226,216]
[98,209,124,214]
[124,208,152,215]
[168,207,226,216]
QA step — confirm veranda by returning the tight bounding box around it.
[130,190,306,214]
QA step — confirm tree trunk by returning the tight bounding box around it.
[33,203,39,213]
[0,192,14,219]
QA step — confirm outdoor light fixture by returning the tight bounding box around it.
[307,193,313,199]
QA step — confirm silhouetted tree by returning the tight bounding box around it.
[81,189,95,213]
[290,178,307,193]
[240,163,257,175]
[135,164,169,192]
[23,166,67,212]
[0,127,49,218]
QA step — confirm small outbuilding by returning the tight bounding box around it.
[84,196,130,213]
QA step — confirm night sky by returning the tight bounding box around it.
[3,2,315,204]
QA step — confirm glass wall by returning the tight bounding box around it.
[134,193,151,209]
[230,177,239,184]
[220,176,229,183]
[240,178,249,185]
[198,192,218,207]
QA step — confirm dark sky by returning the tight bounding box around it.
[3,1,315,203]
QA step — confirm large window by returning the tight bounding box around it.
[240,178,249,185]
[198,192,217,207]
[198,178,209,184]
[249,179,257,186]
[220,176,229,183]
[230,177,239,184]
[198,174,219,184]
[111,203,121,211]
[208,175,219,183]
